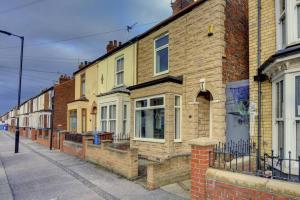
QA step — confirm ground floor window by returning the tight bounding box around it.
[175,95,181,140]
[69,110,77,132]
[100,104,116,133]
[135,96,165,140]
[272,72,300,159]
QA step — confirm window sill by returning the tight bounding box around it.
[154,70,169,77]
[133,138,165,143]
[174,139,182,143]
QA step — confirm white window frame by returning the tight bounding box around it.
[115,56,125,87]
[123,104,128,135]
[174,95,182,142]
[272,69,300,160]
[108,105,117,133]
[100,103,117,133]
[154,33,169,76]
[100,106,108,132]
[276,0,300,50]
[133,95,166,143]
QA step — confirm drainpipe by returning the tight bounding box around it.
[257,0,262,171]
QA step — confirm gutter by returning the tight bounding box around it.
[257,0,262,171]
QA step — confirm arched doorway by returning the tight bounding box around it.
[196,91,213,137]
[91,102,97,132]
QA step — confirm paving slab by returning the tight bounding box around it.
[0,132,185,200]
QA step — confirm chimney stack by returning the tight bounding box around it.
[106,40,122,53]
[58,74,72,84]
[78,61,90,69]
[171,0,195,15]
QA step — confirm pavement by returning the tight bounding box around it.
[0,131,187,200]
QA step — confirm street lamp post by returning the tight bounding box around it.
[0,30,24,153]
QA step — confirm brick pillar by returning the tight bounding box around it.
[31,129,37,141]
[60,132,65,152]
[189,138,218,200]
[82,134,93,160]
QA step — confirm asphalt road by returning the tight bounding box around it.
[0,131,185,200]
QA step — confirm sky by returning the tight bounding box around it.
[0,0,172,115]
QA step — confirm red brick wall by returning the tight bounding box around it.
[60,132,84,159]
[191,144,214,199]
[223,0,249,83]
[190,142,298,200]
[53,79,75,131]
[36,130,50,147]
[206,180,290,200]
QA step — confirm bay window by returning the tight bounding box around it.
[123,104,127,135]
[100,104,116,133]
[154,34,169,75]
[69,110,77,132]
[272,71,300,160]
[100,106,107,132]
[275,80,285,156]
[109,105,116,133]
[135,96,165,140]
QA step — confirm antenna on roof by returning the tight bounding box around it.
[126,22,138,33]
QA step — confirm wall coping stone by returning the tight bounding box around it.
[189,137,219,146]
[206,168,300,198]
[64,140,83,148]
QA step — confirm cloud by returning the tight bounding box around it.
[0,0,172,115]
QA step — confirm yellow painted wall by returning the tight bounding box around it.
[68,43,137,133]
[98,43,137,94]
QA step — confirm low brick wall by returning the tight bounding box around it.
[36,130,50,147]
[62,140,83,159]
[189,138,300,200]
[31,129,37,141]
[206,168,300,200]
[147,154,190,190]
[85,142,138,179]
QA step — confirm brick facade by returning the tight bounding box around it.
[249,0,276,153]
[53,78,75,131]
[131,0,249,159]
[223,0,249,83]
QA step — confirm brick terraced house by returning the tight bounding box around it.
[68,40,137,136]
[128,0,248,161]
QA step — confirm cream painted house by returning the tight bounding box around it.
[97,40,137,137]
[67,63,98,133]
[68,40,137,134]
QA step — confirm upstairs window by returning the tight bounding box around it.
[80,73,86,97]
[116,57,124,86]
[279,0,286,47]
[277,0,300,48]
[154,34,169,75]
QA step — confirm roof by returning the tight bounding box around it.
[259,44,300,73]
[97,86,130,97]
[128,75,183,91]
[73,0,207,75]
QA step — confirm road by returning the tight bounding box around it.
[0,131,185,200]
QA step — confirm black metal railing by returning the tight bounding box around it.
[65,133,83,143]
[209,140,300,183]
[112,133,130,143]
[263,149,300,183]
